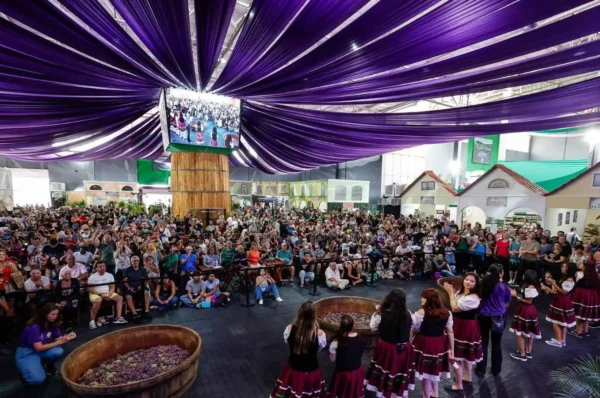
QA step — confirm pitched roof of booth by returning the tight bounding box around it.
[400,170,458,198]
[546,161,600,195]
[459,164,548,196]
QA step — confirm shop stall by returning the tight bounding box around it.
[252,181,289,209]
[545,162,600,237]
[230,181,252,208]
[457,165,547,230]
[290,180,328,210]
[399,171,458,220]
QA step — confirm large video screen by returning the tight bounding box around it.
[166,88,240,151]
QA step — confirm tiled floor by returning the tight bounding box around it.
[0,279,598,398]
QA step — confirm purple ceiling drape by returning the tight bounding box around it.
[225,0,590,97]
[58,0,175,87]
[239,77,600,172]
[194,0,237,91]
[213,0,370,93]
[210,0,311,92]
[242,6,600,104]
[111,0,197,90]
[0,0,598,167]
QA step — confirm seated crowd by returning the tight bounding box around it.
[1,204,599,387]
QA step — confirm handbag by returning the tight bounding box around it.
[201,300,211,309]
[11,271,25,289]
[491,315,506,333]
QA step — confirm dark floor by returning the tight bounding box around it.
[0,279,598,398]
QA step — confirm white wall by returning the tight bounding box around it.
[327,179,369,203]
[460,205,487,228]
[10,168,51,206]
[457,168,547,226]
[545,208,586,236]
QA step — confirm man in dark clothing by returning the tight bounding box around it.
[42,238,67,259]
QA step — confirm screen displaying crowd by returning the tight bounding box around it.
[167,90,240,149]
[1,203,598,387]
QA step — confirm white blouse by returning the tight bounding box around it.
[576,271,584,282]
[524,287,539,299]
[411,311,453,332]
[283,325,327,351]
[369,313,381,332]
[455,294,480,312]
[561,280,575,293]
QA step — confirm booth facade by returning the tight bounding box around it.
[326,179,369,210]
[457,165,547,230]
[545,162,600,236]
[399,171,457,220]
[290,180,328,210]
[230,181,252,208]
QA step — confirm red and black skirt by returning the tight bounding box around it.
[452,317,483,363]
[509,303,541,339]
[546,294,576,328]
[271,364,326,398]
[412,334,451,382]
[328,366,364,398]
[364,339,415,398]
[572,288,600,321]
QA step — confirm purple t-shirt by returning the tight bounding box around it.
[479,283,511,317]
[19,323,62,349]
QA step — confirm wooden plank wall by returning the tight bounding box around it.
[171,152,231,217]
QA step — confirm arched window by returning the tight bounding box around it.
[121,185,134,192]
[321,183,326,196]
[291,185,296,196]
[89,185,102,191]
[301,185,306,196]
[335,185,346,201]
[351,186,363,201]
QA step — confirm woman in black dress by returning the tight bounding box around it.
[328,315,365,398]
[365,288,415,398]
[271,301,327,398]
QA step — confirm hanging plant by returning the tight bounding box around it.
[548,354,600,398]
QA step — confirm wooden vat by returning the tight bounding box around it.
[437,276,464,308]
[314,296,379,348]
[61,325,201,397]
[171,152,230,217]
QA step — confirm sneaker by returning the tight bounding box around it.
[525,352,532,359]
[89,320,97,330]
[112,317,128,325]
[510,352,527,362]
[508,279,514,285]
[583,332,590,337]
[545,340,563,348]
[196,302,202,309]
[276,297,283,302]
[258,299,263,305]
[568,330,582,338]
[150,305,158,310]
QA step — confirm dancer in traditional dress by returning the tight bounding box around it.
[443,273,482,393]
[271,301,327,398]
[568,263,600,338]
[365,288,415,398]
[411,288,455,398]
[543,262,577,348]
[328,315,365,398]
[509,270,541,361]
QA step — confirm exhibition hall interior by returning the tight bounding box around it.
[1,1,600,397]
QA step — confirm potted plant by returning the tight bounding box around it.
[548,354,600,398]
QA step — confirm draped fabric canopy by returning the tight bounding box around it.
[0,0,598,171]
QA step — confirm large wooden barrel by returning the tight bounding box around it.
[61,325,201,397]
[314,296,379,348]
[171,152,230,217]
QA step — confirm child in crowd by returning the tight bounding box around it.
[328,315,365,397]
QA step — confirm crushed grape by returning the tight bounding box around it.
[78,345,190,387]
[319,312,371,329]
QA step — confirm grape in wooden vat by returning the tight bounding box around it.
[61,325,201,397]
[314,296,379,349]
